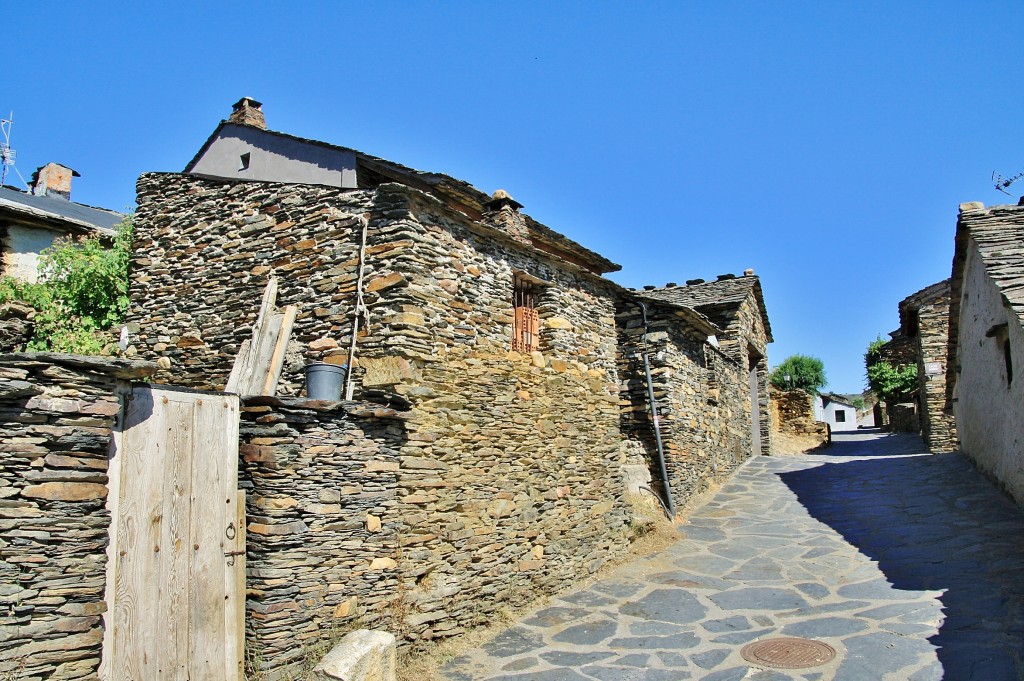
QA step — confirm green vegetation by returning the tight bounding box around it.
[864,336,918,402]
[0,215,133,354]
[770,354,827,394]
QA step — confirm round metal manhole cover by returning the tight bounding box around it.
[740,637,837,669]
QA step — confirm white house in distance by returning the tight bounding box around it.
[815,393,858,432]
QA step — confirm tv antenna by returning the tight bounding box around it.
[1,113,29,189]
[992,169,1024,196]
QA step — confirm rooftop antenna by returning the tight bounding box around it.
[0,113,29,190]
[992,169,1024,196]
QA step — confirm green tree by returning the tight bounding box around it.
[864,336,918,402]
[770,354,827,394]
[0,215,133,354]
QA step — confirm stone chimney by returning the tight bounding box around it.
[483,190,530,244]
[31,163,79,200]
[229,97,266,130]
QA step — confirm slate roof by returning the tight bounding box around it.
[948,201,1024,404]
[636,275,773,342]
[896,279,950,336]
[0,186,122,233]
[820,392,857,408]
[185,121,620,274]
[951,202,1024,332]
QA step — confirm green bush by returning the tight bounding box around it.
[864,336,918,401]
[770,354,827,394]
[1,215,133,354]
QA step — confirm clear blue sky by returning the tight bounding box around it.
[6,2,1022,393]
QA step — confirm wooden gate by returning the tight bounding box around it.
[102,386,244,680]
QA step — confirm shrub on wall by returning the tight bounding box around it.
[0,215,133,354]
[770,354,827,394]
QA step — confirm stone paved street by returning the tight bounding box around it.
[440,431,1024,680]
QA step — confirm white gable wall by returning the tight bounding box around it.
[954,240,1024,505]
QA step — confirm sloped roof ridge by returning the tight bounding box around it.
[640,275,773,342]
[184,121,619,273]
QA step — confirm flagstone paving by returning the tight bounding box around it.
[440,431,1024,680]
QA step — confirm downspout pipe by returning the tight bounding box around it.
[636,300,676,520]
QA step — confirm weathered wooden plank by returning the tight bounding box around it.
[187,396,230,679]
[103,387,241,680]
[262,304,298,396]
[105,387,167,680]
[226,279,278,394]
[226,488,246,681]
[164,395,194,680]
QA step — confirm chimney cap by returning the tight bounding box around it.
[485,189,523,211]
[743,268,755,276]
[233,96,263,110]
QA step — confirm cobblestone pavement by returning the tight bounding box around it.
[440,431,1024,680]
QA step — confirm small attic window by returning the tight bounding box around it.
[239,152,251,171]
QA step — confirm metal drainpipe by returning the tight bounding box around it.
[637,301,676,520]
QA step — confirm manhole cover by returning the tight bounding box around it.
[741,637,837,669]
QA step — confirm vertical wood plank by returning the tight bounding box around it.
[105,387,167,680]
[225,488,246,681]
[163,396,195,680]
[262,304,298,396]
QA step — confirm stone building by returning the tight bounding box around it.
[637,274,773,458]
[949,200,1024,505]
[876,280,958,449]
[0,163,122,282]
[123,100,773,665]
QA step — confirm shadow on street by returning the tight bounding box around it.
[780,433,1024,679]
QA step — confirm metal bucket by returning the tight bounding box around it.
[305,362,347,401]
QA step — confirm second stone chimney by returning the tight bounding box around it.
[483,189,530,244]
[31,163,79,200]
[229,97,266,129]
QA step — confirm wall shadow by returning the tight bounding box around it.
[779,437,1024,678]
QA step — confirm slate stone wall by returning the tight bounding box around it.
[616,302,751,510]
[915,294,957,453]
[238,397,406,680]
[0,354,151,680]
[128,173,374,392]
[769,386,830,446]
[356,186,632,645]
[129,175,635,658]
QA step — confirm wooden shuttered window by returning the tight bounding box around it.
[512,275,541,352]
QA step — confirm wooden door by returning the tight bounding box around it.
[102,386,244,680]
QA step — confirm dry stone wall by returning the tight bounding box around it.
[915,294,957,453]
[128,173,374,392]
[129,176,636,657]
[238,396,406,680]
[769,386,830,449]
[0,353,153,680]
[355,186,632,644]
[616,302,751,509]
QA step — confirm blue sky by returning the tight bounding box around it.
[6,2,1022,392]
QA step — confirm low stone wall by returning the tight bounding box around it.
[769,387,830,448]
[0,353,153,680]
[239,396,406,680]
[890,402,920,433]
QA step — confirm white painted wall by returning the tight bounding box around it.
[954,240,1024,505]
[1,224,62,282]
[815,396,858,432]
[189,125,358,188]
